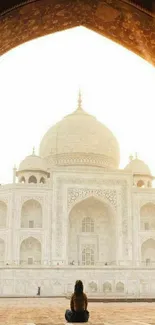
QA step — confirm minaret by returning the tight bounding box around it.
[32,147,35,155]
[13,165,17,184]
[129,154,133,162]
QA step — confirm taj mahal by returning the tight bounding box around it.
[0,92,155,297]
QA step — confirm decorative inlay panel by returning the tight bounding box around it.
[67,188,117,211]
[20,196,43,204]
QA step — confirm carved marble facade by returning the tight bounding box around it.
[0,96,155,296]
[0,170,154,296]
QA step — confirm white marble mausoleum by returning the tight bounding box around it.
[0,92,155,297]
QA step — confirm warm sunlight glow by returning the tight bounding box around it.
[0,26,155,183]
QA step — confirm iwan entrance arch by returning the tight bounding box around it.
[0,0,155,65]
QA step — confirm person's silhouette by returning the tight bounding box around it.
[37,287,40,296]
[65,280,89,323]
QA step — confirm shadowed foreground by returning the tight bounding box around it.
[0,298,155,324]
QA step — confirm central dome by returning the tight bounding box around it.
[39,94,120,169]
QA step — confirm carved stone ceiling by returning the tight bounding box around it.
[0,0,155,65]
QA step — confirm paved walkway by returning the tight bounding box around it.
[0,298,155,324]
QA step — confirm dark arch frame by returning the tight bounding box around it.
[28,175,37,184]
[0,0,155,65]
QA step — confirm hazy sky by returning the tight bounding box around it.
[0,26,155,184]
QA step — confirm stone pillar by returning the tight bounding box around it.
[43,193,52,265]
[12,196,21,265]
[51,176,59,264]
[116,192,123,265]
[132,195,140,266]
[6,194,14,264]
[51,179,68,265]
[13,165,17,184]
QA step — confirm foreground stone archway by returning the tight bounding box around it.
[0,0,155,65]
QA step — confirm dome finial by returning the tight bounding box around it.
[77,88,82,110]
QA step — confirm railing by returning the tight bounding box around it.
[68,260,133,267]
[141,261,155,267]
[20,260,41,265]
[20,224,42,228]
[1,260,155,268]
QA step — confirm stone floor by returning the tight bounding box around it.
[0,298,155,325]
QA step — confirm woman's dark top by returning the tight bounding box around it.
[70,292,88,312]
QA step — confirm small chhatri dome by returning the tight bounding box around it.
[18,148,47,173]
[39,92,120,169]
[125,154,151,176]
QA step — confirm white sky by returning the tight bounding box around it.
[0,26,155,184]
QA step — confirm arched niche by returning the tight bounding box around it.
[103,282,112,293]
[0,201,7,228]
[141,238,155,266]
[68,196,116,266]
[116,282,124,293]
[20,236,41,265]
[140,203,155,231]
[88,281,97,293]
[40,177,45,184]
[28,175,37,184]
[0,238,5,265]
[21,199,42,228]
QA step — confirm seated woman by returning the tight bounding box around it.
[65,280,89,323]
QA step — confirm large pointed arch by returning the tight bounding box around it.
[68,196,116,266]
[68,193,116,215]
